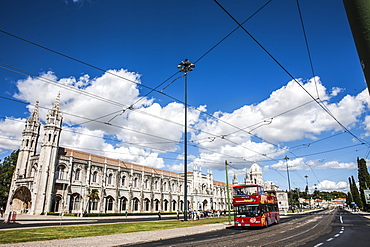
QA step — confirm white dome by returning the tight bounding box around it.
[250,162,262,173]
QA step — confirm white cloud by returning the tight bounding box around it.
[270,158,357,172]
[316,180,348,191]
[189,77,370,172]
[9,70,204,170]
[168,164,184,172]
[316,160,357,170]
[331,87,344,97]
[270,158,309,171]
[4,71,370,175]
[0,117,25,151]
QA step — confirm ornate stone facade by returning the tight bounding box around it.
[6,96,229,215]
[233,162,278,191]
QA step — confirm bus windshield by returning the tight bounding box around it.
[234,204,261,217]
[233,186,258,196]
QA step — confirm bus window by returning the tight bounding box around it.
[235,205,261,217]
[258,186,264,195]
[233,186,258,196]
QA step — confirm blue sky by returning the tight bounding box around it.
[0,0,368,193]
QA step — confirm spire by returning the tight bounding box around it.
[24,101,41,132]
[193,165,198,172]
[46,93,62,126]
[28,101,39,123]
[50,92,61,117]
[232,172,238,185]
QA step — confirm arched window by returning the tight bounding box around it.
[51,195,62,212]
[132,198,140,211]
[155,199,160,211]
[120,197,127,211]
[144,198,150,211]
[57,165,65,179]
[172,200,177,211]
[154,181,158,190]
[31,164,37,177]
[92,171,98,183]
[69,193,81,212]
[163,182,167,191]
[144,179,148,189]
[107,174,113,185]
[89,198,99,211]
[121,176,126,186]
[106,196,114,211]
[172,183,175,192]
[163,199,168,211]
[75,169,81,181]
[134,177,138,188]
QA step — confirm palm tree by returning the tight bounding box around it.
[86,189,100,213]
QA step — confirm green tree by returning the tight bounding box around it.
[0,150,18,209]
[312,188,320,200]
[86,189,100,213]
[357,158,370,211]
[346,192,351,206]
[330,191,347,199]
[349,176,363,209]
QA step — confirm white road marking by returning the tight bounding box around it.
[334,234,340,237]
[327,238,334,241]
[314,243,324,247]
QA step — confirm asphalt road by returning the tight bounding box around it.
[302,208,370,247]
[3,209,369,247]
[124,209,340,247]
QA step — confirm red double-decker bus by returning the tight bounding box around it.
[233,184,280,228]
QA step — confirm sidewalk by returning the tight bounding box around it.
[0,222,229,247]
[0,214,166,231]
[0,214,229,246]
[345,208,370,220]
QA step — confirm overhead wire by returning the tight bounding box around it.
[213,0,370,187]
[296,0,320,100]
[0,0,364,188]
[0,99,250,165]
[0,0,292,166]
[213,0,369,150]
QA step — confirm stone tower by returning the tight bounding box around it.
[5,102,41,215]
[33,94,63,214]
[232,172,238,185]
[6,95,63,215]
[249,162,263,185]
[16,102,41,179]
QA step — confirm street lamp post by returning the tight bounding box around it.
[225,160,232,225]
[305,175,311,208]
[177,59,195,221]
[284,156,293,212]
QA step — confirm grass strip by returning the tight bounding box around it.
[0,217,228,244]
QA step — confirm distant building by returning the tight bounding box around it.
[232,162,278,191]
[332,198,346,207]
[276,191,289,214]
[5,95,229,215]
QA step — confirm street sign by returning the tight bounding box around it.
[364,190,370,204]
